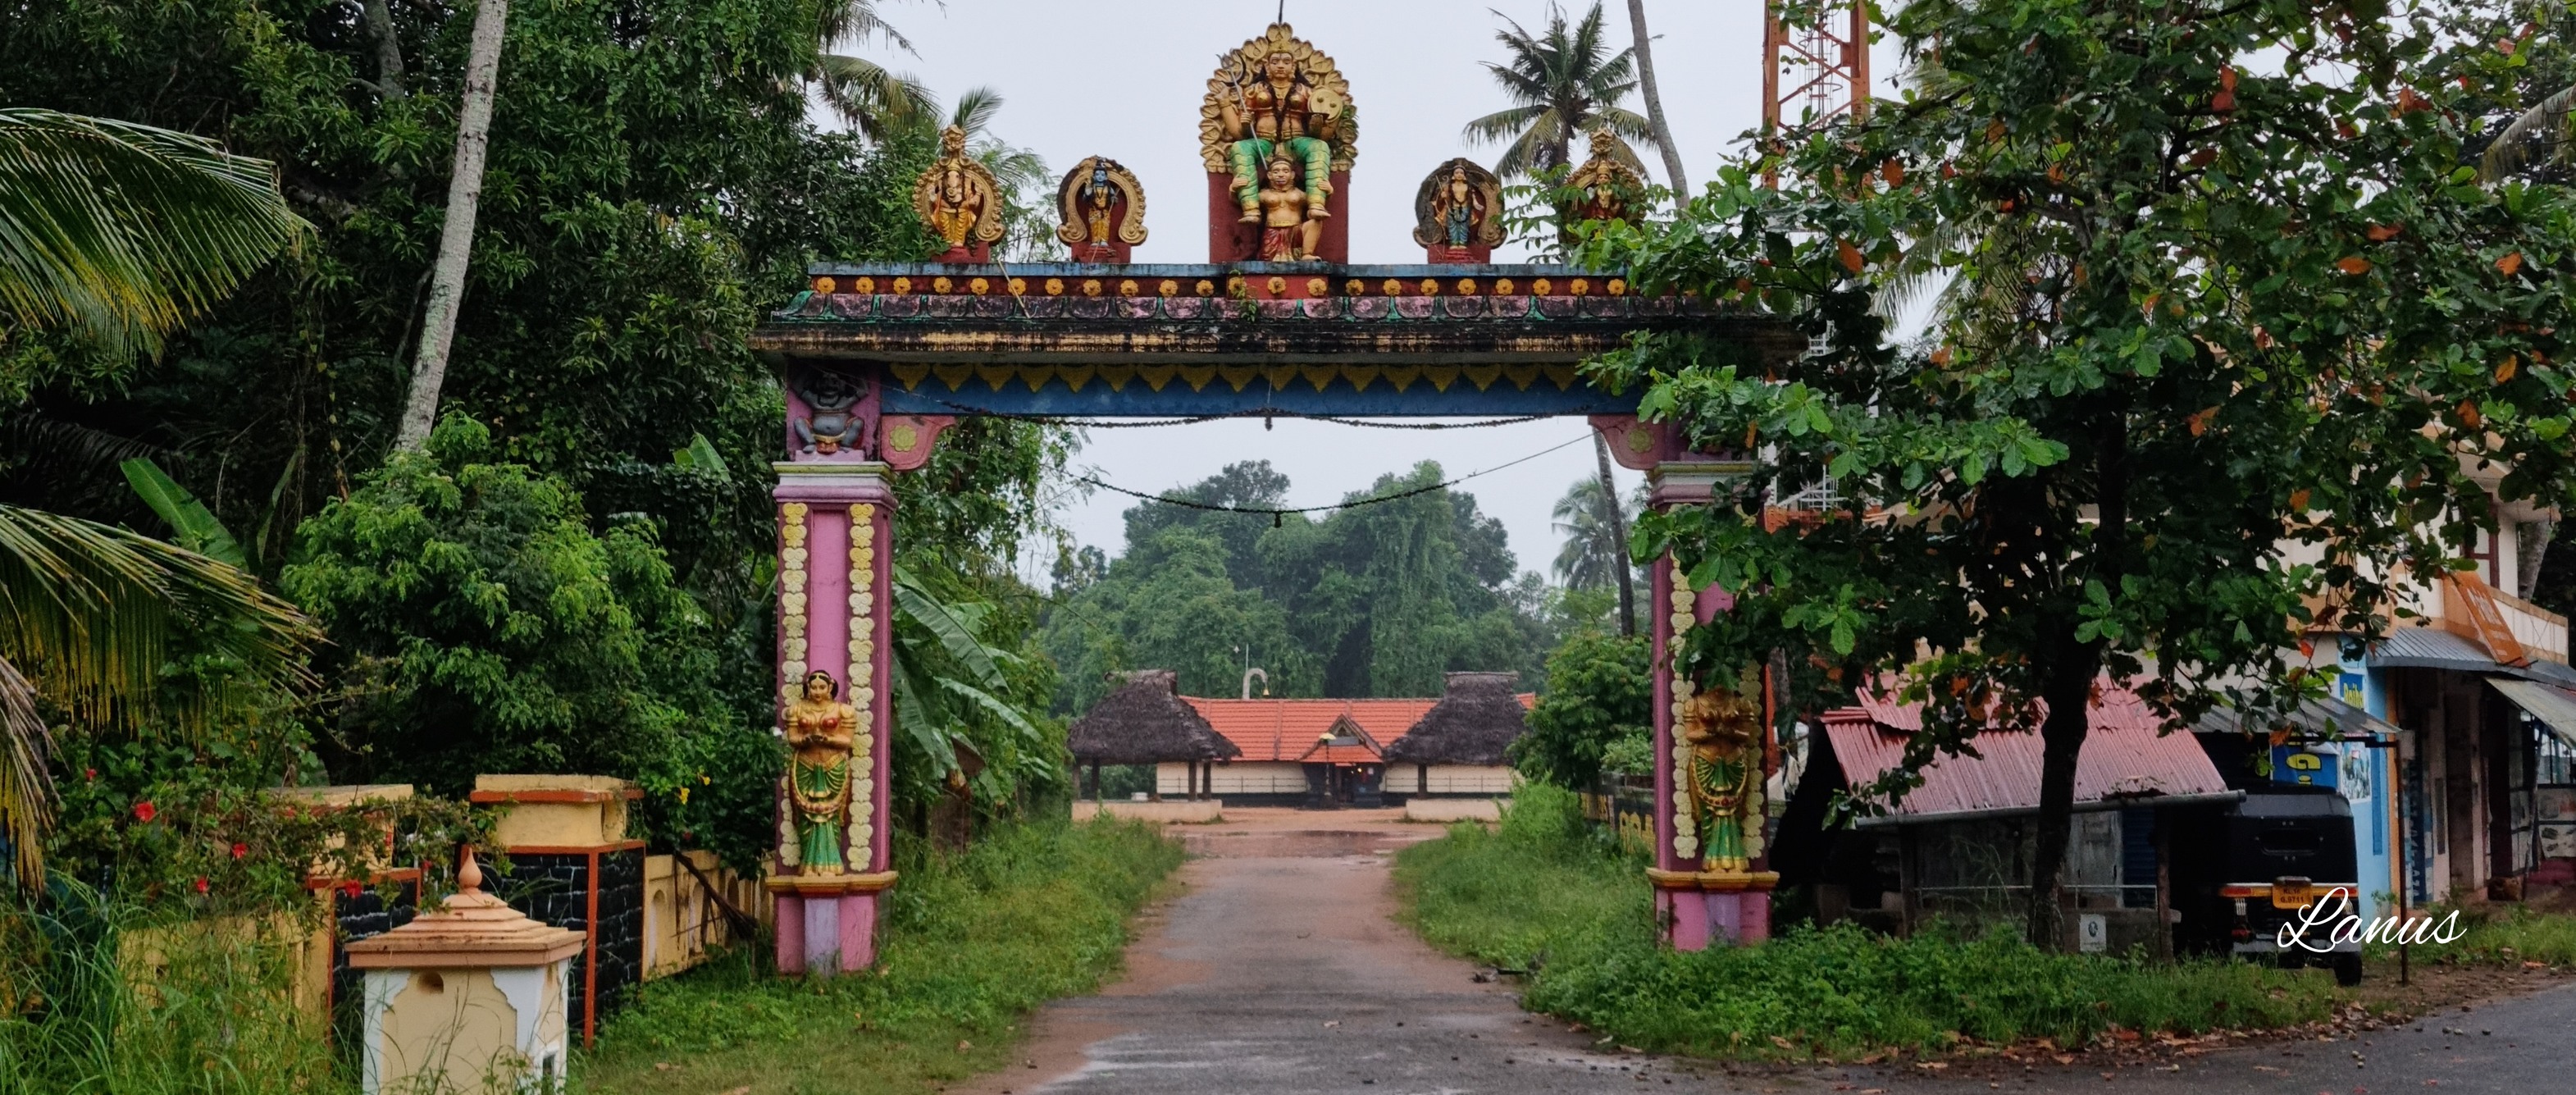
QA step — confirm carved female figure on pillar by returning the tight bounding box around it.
[1679,680,1766,873]
[785,670,859,874]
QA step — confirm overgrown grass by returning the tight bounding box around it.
[578,817,1183,1094]
[2401,902,2576,967]
[1394,784,2341,1061]
[0,883,346,1095]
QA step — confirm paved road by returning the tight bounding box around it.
[963,810,2573,1095]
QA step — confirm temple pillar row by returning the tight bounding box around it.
[768,463,898,975]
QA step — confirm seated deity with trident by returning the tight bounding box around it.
[1215,43,1346,226]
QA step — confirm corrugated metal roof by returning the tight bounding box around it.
[1824,683,2230,823]
[2488,679,2576,751]
[2191,696,2401,741]
[2367,627,2498,671]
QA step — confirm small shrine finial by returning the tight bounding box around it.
[1277,0,1285,24]
[458,843,484,894]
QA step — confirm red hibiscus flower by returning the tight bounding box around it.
[193,877,209,894]
[230,842,248,860]
[132,801,157,824]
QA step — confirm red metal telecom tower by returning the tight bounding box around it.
[1762,0,1872,137]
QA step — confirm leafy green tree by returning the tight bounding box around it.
[1042,526,1313,714]
[1463,1,1658,180]
[281,417,769,843]
[1511,630,1651,790]
[1588,0,2576,947]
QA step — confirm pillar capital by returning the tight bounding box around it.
[773,462,897,504]
[1646,458,1758,509]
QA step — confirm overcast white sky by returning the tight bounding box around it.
[864,1,1882,584]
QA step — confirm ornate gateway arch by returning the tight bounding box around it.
[748,21,1802,976]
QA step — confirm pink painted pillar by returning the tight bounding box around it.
[1644,457,1773,950]
[768,462,898,975]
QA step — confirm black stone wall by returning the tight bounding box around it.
[329,880,418,1041]
[487,846,646,1042]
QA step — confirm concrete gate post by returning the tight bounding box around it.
[768,463,898,974]
[1642,455,1775,951]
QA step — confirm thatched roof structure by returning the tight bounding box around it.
[1068,670,1243,764]
[1383,673,1531,766]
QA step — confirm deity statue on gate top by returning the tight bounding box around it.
[1412,157,1504,262]
[1201,24,1357,230]
[912,125,1005,262]
[1566,129,1647,232]
[782,670,861,874]
[1678,674,1767,874]
[1055,157,1148,264]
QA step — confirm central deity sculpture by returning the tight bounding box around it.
[784,669,861,874]
[1679,678,1767,874]
[1201,23,1356,262]
[913,125,1005,262]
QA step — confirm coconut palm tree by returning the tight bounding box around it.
[811,0,935,139]
[1552,476,1641,594]
[1463,2,1661,180]
[2,107,317,887]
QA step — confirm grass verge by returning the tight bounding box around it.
[578,816,1183,1094]
[1393,783,2341,1061]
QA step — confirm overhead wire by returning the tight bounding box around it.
[1074,432,1594,523]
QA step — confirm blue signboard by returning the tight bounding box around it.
[2272,745,2340,790]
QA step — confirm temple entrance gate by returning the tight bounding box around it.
[745,21,1803,977]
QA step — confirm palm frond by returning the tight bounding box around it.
[948,85,1006,141]
[0,504,315,887]
[818,0,914,56]
[0,656,54,889]
[1461,105,1549,146]
[2482,83,2576,181]
[811,55,937,139]
[0,109,311,360]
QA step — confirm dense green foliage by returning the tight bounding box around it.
[1395,785,2341,1060]
[581,819,1183,1093]
[1040,461,1554,711]
[1584,0,2576,943]
[1511,630,1652,788]
[0,0,1074,863]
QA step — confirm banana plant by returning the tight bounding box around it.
[887,563,1055,808]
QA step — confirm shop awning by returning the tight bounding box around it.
[2487,678,2576,751]
[2191,696,2401,741]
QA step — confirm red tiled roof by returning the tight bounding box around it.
[1179,695,1535,764]
[1823,682,2228,821]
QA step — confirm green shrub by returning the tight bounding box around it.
[578,817,1183,1093]
[1396,784,2338,1060]
[2405,904,2576,967]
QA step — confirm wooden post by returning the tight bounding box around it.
[2153,809,2175,961]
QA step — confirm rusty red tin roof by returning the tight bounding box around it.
[1180,695,1533,764]
[1823,682,2229,822]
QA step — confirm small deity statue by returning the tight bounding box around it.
[1679,679,1766,874]
[783,670,860,874]
[791,371,867,456]
[1055,157,1147,263]
[1565,129,1646,234]
[1411,157,1503,262]
[911,125,1005,261]
[1255,150,1320,261]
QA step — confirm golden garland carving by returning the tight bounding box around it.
[1667,559,1698,863]
[1197,22,1358,175]
[846,504,880,864]
[776,502,811,865]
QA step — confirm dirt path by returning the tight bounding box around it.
[960,810,2574,1095]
